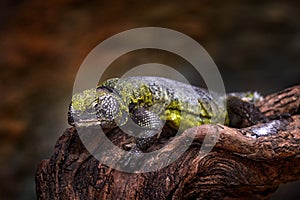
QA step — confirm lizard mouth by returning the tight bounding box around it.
[75,119,102,127]
[70,113,116,128]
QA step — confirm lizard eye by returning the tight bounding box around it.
[92,101,99,109]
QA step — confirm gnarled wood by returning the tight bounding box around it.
[36,86,300,200]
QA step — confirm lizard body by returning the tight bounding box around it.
[68,76,265,151]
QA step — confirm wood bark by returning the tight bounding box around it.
[36,86,300,200]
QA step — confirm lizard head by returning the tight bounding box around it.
[68,88,128,128]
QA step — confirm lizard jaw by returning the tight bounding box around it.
[69,111,116,128]
[74,117,117,128]
[75,119,102,127]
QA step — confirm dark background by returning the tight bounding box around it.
[1,0,299,199]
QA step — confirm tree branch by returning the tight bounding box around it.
[36,86,300,200]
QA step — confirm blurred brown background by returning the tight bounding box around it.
[1,0,299,199]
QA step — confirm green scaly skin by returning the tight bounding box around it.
[68,76,265,151]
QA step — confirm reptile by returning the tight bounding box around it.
[68,76,273,153]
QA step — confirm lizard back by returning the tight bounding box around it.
[98,76,228,130]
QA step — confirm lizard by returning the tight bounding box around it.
[68,76,277,154]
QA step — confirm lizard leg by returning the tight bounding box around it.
[119,107,163,169]
[226,96,266,128]
[130,107,163,151]
[227,96,292,137]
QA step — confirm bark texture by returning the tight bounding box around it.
[36,86,300,200]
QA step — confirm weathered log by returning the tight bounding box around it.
[35,86,300,200]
